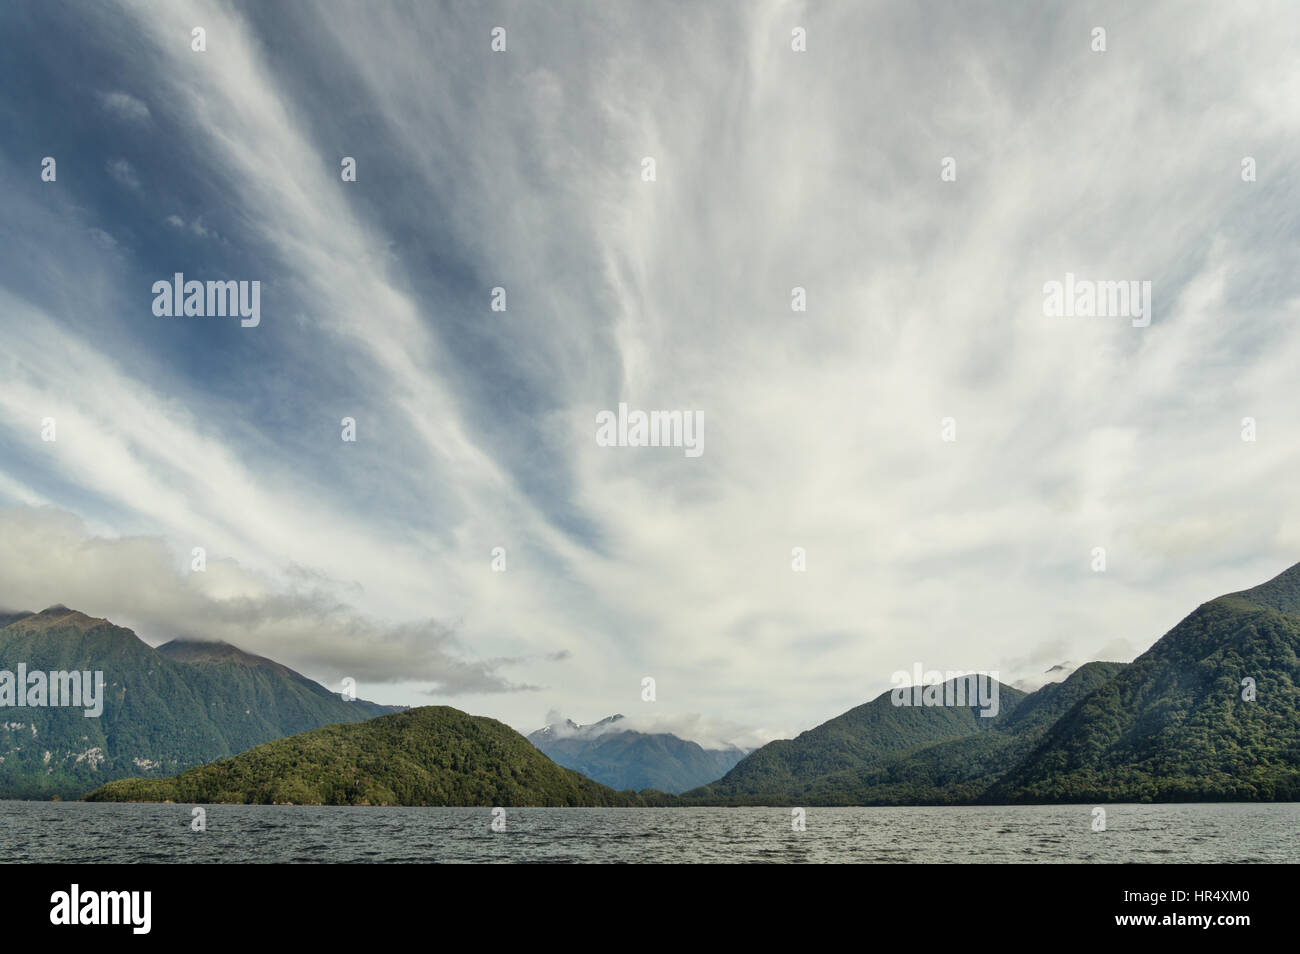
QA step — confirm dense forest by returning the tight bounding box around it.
[990,596,1300,802]
[683,666,1125,804]
[14,561,1300,807]
[688,562,1300,804]
[0,606,396,799]
[88,706,645,806]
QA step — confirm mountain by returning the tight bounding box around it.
[989,564,1300,802]
[1224,560,1300,613]
[690,561,1300,805]
[687,673,1031,804]
[155,639,398,719]
[527,714,747,793]
[0,606,401,799]
[1013,662,1077,692]
[19,560,1300,806]
[822,662,1128,805]
[685,666,1125,805]
[87,706,644,806]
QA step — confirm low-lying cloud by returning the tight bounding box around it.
[0,505,530,694]
[540,709,771,751]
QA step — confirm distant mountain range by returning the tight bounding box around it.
[689,562,1300,804]
[684,664,1126,804]
[527,715,748,794]
[0,606,401,799]
[87,706,641,807]
[8,560,1300,805]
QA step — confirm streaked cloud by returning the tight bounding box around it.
[105,157,140,191]
[98,90,151,123]
[1,0,1298,744]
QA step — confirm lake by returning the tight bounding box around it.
[2,801,1296,863]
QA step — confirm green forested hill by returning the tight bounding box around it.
[990,592,1300,802]
[689,561,1300,805]
[0,606,398,799]
[800,662,1128,805]
[16,562,1300,806]
[87,706,644,806]
[1224,560,1300,614]
[687,673,1032,803]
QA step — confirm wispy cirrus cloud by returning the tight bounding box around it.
[105,157,140,191]
[1,0,1298,743]
[98,90,151,123]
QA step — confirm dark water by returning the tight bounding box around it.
[2,802,1295,863]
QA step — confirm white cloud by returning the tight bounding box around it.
[98,90,150,123]
[0,505,522,693]
[2,0,1299,741]
[540,711,771,751]
[164,213,214,238]
[105,157,140,191]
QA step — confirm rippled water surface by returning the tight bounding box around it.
[2,802,1295,863]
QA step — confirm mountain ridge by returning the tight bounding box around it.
[687,563,1300,805]
[0,608,401,799]
[527,714,747,793]
[87,706,645,807]
[8,560,1300,805]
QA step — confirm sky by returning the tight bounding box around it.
[1,0,1298,749]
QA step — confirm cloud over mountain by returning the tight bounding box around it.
[0,0,1298,737]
